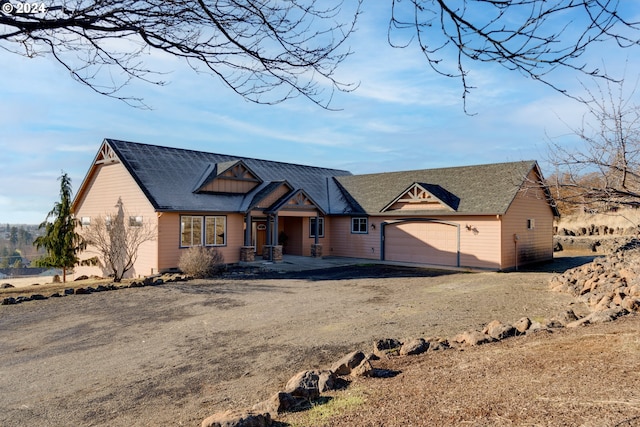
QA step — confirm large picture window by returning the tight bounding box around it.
[309,217,325,238]
[351,217,368,234]
[181,215,226,247]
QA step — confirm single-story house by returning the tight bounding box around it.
[72,139,559,278]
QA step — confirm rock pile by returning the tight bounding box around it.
[556,224,640,237]
[549,240,640,321]
[553,235,637,253]
[1,273,190,305]
[200,323,549,427]
[200,242,640,427]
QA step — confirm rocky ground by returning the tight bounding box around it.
[1,252,638,426]
[281,245,640,426]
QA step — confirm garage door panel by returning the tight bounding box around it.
[385,221,458,266]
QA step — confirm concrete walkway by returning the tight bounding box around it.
[243,255,476,273]
[242,255,375,272]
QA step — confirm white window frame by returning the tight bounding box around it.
[80,216,91,226]
[351,217,368,234]
[527,218,535,230]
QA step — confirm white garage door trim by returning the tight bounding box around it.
[380,219,460,267]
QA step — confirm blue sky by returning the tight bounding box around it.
[1,2,639,224]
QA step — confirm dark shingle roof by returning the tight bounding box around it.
[335,160,541,215]
[105,139,354,213]
[87,140,551,218]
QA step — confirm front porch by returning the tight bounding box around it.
[241,189,326,262]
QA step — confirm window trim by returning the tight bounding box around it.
[80,216,91,226]
[527,218,535,230]
[351,217,368,234]
[204,215,226,247]
[129,215,143,227]
[309,217,325,238]
[180,215,227,248]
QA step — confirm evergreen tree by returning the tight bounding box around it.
[9,227,18,247]
[34,173,86,282]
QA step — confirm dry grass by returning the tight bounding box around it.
[557,207,640,230]
[283,389,368,427]
[0,275,115,296]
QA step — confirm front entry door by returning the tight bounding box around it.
[255,222,267,255]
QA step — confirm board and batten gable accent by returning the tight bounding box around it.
[253,183,291,210]
[73,161,159,279]
[199,177,259,194]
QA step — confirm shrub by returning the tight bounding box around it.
[178,247,225,278]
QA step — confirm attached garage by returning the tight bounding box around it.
[383,220,460,267]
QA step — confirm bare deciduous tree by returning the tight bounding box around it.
[547,77,640,214]
[1,1,638,108]
[81,198,156,281]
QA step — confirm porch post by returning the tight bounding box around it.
[244,213,251,246]
[311,213,323,258]
[240,213,255,262]
[266,214,272,249]
[273,214,279,245]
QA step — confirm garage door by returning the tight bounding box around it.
[384,221,459,266]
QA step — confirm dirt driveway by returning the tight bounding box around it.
[0,258,590,426]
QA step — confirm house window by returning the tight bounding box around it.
[309,217,325,238]
[527,219,535,230]
[351,217,368,234]
[181,215,203,247]
[80,216,91,226]
[205,216,226,246]
[129,216,143,227]
[181,215,227,247]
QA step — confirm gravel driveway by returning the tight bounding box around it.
[0,258,587,426]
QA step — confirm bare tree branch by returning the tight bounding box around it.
[80,198,156,281]
[547,75,640,213]
[1,1,638,108]
[0,0,362,108]
[389,0,640,111]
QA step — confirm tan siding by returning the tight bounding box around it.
[328,215,502,269]
[501,172,555,269]
[158,213,245,270]
[328,217,382,260]
[157,212,180,270]
[299,217,331,257]
[73,162,158,279]
[457,216,501,269]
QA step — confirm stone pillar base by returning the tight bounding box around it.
[262,245,283,261]
[240,246,255,262]
[311,244,323,258]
